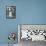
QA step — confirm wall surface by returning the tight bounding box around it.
[0,0,46,44]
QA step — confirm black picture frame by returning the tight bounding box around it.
[6,6,16,19]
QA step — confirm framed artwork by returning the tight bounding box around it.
[6,6,16,19]
[18,24,46,42]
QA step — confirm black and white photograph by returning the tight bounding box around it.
[6,6,16,19]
